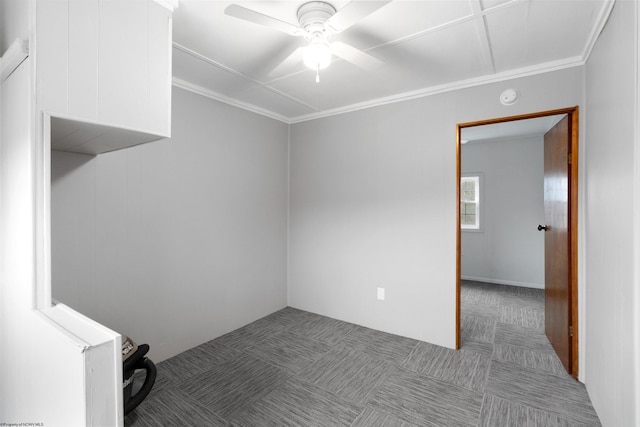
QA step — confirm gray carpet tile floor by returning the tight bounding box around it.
[125,281,601,426]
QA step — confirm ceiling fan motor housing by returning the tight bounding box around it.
[297,1,336,38]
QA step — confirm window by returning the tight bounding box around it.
[461,175,480,230]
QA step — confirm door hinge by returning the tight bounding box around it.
[568,153,572,164]
[569,325,574,337]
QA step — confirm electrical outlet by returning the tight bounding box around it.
[377,287,385,301]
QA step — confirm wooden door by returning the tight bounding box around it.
[543,115,572,373]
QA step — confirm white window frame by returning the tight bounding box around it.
[460,174,482,231]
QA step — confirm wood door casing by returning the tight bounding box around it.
[543,115,572,373]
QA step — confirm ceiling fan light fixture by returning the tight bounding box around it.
[225,1,388,81]
[303,37,332,71]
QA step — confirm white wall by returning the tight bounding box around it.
[0,0,29,53]
[2,1,126,423]
[52,86,289,362]
[289,67,583,348]
[461,135,545,288]
[584,1,639,426]
[0,56,89,427]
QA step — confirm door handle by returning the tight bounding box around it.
[538,224,549,231]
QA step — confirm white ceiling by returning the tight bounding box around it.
[172,0,614,123]
[461,114,565,143]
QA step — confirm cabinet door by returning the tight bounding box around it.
[146,1,172,137]
[37,0,173,145]
[98,0,149,131]
[36,0,68,115]
[68,0,99,120]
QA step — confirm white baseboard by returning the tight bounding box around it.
[461,275,544,289]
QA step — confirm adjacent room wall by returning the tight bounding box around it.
[52,86,289,362]
[461,135,545,288]
[288,67,583,348]
[584,1,639,425]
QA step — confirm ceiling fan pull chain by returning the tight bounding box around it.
[316,65,320,83]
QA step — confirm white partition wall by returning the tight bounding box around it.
[1,54,121,427]
[1,1,176,425]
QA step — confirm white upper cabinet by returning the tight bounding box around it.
[36,0,174,152]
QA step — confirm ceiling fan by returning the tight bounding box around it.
[224,1,390,82]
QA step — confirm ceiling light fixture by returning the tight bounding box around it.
[298,2,335,83]
[225,1,387,83]
[303,34,332,82]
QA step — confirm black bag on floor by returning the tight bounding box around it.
[122,336,157,415]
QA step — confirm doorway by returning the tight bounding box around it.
[456,107,579,378]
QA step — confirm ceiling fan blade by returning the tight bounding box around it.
[224,4,302,35]
[326,1,392,32]
[268,47,305,77]
[331,41,384,71]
